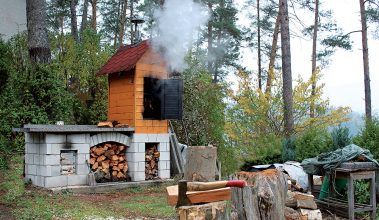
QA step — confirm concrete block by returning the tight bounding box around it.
[159,160,170,170]
[42,155,60,165]
[157,134,170,143]
[132,171,145,181]
[33,155,41,165]
[25,133,33,143]
[77,154,88,164]
[138,161,145,172]
[98,134,103,145]
[127,162,138,172]
[26,143,38,154]
[127,152,144,162]
[25,175,36,184]
[67,134,90,144]
[160,152,170,161]
[159,142,169,152]
[70,143,90,154]
[25,154,34,164]
[37,165,60,176]
[44,176,68,188]
[45,134,66,144]
[127,143,138,153]
[68,175,88,186]
[147,134,157,142]
[77,164,89,175]
[159,169,170,179]
[28,164,37,175]
[35,176,45,187]
[138,143,145,153]
[132,134,149,143]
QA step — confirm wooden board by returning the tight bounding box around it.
[166,185,231,206]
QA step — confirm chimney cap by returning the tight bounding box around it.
[131,17,145,25]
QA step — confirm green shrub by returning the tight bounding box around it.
[282,136,296,161]
[295,128,332,162]
[331,126,351,150]
[353,118,379,159]
[0,156,25,204]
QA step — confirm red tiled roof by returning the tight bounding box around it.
[97,40,150,76]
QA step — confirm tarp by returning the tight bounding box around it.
[301,144,379,175]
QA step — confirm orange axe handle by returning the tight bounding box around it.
[187,180,246,191]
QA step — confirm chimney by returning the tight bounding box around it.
[131,17,144,45]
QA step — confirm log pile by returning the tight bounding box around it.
[145,144,160,180]
[89,142,129,182]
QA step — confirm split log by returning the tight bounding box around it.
[184,146,217,182]
[97,155,106,162]
[231,169,287,220]
[177,201,230,220]
[97,121,114,127]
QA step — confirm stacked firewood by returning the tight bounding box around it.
[145,144,160,180]
[89,143,129,182]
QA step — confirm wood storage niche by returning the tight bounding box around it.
[89,142,130,183]
[145,143,160,180]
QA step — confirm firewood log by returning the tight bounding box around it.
[92,162,99,170]
[112,166,120,171]
[111,155,119,161]
[97,121,113,127]
[123,164,128,172]
[104,143,111,148]
[112,170,118,176]
[94,147,105,156]
[90,153,97,158]
[89,158,96,165]
[118,163,124,170]
[102,160,110,169]
[151,160,156,169]
[118,156,124,162]
[119,145,125,152]
[97,155,106,162]
[117,172,125,178]
[154,152,160,158]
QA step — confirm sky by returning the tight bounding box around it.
[234,0,379,115]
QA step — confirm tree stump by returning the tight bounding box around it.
[177,201,230,220]
[184,146,217,182]
[231,169,287,220]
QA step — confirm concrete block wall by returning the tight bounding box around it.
[24,131,171,188]
[129,133,170,181]
[24,133,90,188]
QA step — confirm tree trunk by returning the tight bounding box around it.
[184,146,217,182]
[279,0,294,137]
[310,0,319,118]
[80,0,89,38]
[213,0,225,83]
[265,11,280,96]
[130,0,134,44]
[91,0,97,31]
[207,3,213,77]
[118,0,128,47]
[360,0,372,122]
[177,201,230,220]
[231,170,287,220]
[26,0,51,64]
[70,0,78,42]
[257,0,262,90]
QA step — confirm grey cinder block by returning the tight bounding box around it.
[45,134,66,144]
[157,134,170,143]
[77,164,89,175]
[67,175,87,186]
[44,176,68,188]
[160,152,170,161]
[158,169,170,179]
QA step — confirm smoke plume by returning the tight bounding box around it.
[152,0,209,72]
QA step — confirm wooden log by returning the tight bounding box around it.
[94,147,105,156]
[89,157,96,165]
[97,121,113,127]
[102,160,110,169]
[118,156,124,162]
[231,169,287,220]
[97,155,106,162]
[92,162,99,170]
[123,164,128,172]
[119,145,125,152]
[111,155,119,161]
[184,146,217,182]
[177,201,230,220]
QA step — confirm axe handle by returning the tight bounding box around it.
[187,180,245,191]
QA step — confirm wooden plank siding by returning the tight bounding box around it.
[107,48,169,134]
[134,49,169,134]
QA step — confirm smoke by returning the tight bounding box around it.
[152,0,209,72]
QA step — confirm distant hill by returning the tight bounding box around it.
[339,111,364,136]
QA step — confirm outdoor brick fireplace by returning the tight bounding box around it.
[21,125,170,188]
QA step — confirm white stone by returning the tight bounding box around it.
[160,152,170,161]
[76,164,89,175]
[156,134,170,143]
[70,143,90,154]
[27,164,37,175]
[159,142,169,152]
[68,175,87,186]
[38,165,60,176]
[45,134,66,144]
[44,176,68,188]
[127,162,138,172]
[135,152,145,162]
[159,160,170,170]
[147,134,157,142]
[25,154,34,164]
[138,161,145,172]
[35,176,45,187]
[127,143,138,153]
[158,169,170,179]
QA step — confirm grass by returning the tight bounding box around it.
[0,155,176,219]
